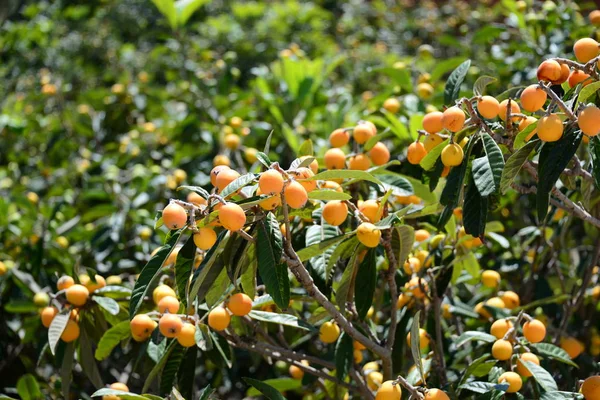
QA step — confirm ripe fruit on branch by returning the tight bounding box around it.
[258,169,284,194]
[187,192,207,206]
[578,106,600,136]
[492,339,513,360]
[516,352,539,377]
[57,276,74,291]
[502,291,520,309]
[289,361,309,380]
[208,306,231,331]
[369,142,390,166]
[519,116,538,141]
[227,293,253,316]
[358,199,380,223]
[414,229,430,242]
[329,128,349,148]
[219,203,246,231]
[477,96,500,119]
[319,321,340,343]
[498,372,522,393]
[157,295,180,314]
[81,274,106,293]
[383,98,400,113]
[103,382,129,400]
[356,222,381,248]
[573,38,600,63]
[561,337,584,359]
[177,323,197,347]
[130,314,157,341]
[498,99,521,122]
[159,314,183,338]
[523,319,546,343]
[490,319,513,339]
[537,59,563,83]
[442,106,466,132]
[422,111,444,134]
[520,85,547,112]
[375,380,402,400]
[353,121,376,144]
[33,292,50,307]
[256,188,281,210]
[348,154,371,170]
[537,114,563,142]
[581,376,600,400]
[41,306,58,328]
[153,284,176,305]
[66,284,89,306]
[299,156,319,174]
[224,134,240,150]
[210,165,230,187]
[407,142,427,165]
[215,168,240,192]
[481,270,500,288]
[324,148,346,170]
[61,320,80,342]
[284,181,308,209]
[568,70,591,87]
[322,201,349,226]
[367,371,383,390]
[424,389,450,400]
[441,143,464,167]
[291,167,317,193]
[193,227,217,250]
[162,203,187,230]
[423,134,443,152]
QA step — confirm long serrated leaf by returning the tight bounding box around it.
[530,343,578,368]
[160,344,186,395]
[188,231,228,305]
[256,213,289,309]
[326,237,359,282]
[474,75,498,97]
[16,375,42,400]
[220,173,256,199]
[354,249,376,319]
[95,320,131,360]
[391,225,415,266]
[410,310,425,385]
[48,309,70,355]
[143,340,178,393]
[248,310,313,331]
[500,139,539,194]
[79,327,103,388]
[537,129,582,221]
[420,138,450,171]
[93,296,120,315]
[130,230,183,319]
[61,342,74,399]
[243,378,286,400]
[174,235,196,308]
[335,333,353,380]
[463,177,488,238]
[444,59,471,104]
[305,224,340,281]
[590,136,600,190]
[336,252,359,313]
[306,170,382,185]
[522,361,558,392]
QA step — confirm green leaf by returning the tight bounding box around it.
[500,139,539,194]
[48,309,70,355]
[473,132,504,196]
[160,344,186,395]
[304,224,341,281]
[79,326,103,388]
[91,389,153,400]
[93,296,120,315]
[151,0,177,30]
[458,381,501,394]
[205,266,231,308]
[244,378,290,399]
[537,129,582,221]
[177,346,196,400]
[174,235,196,308]
[463,177,488,238]
[473,75,498,97]
[297,232,349,262]
[61,342,74,399]
[17,374,42,400]
[175,0,208,27]
[521,361,558,392]
[530,343,578,368]
[95,320,131,360]
[577,81,600,105]
[211,331,232,368]
[248,310,313,331]
[93,285,132,297]
[188,231,228,305]
[256,152,272,168]
[540,392,583,400]
[143,340,178,393]
[590,136,600,190]
[336,252,359,312]
[177,185,210,200]
[420,138,450,171]
[444,59,471,105]
[198,385,215,400]
[130,230,183,319]
[354,249,376,319]
[306,170,382,185]
[432,57,468,81]
[410,310,426,385]
[307,190,352,201]
[326,237,359,282]
[335,333,353,380]
[458,354,491,387]
[297,139,314,156]
[391,225,415,266]
[455,331,497,347]
[256,213,290,309]
[220,173,256,199]
[513,121,538,149]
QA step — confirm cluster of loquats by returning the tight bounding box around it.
[40,273,114,343]
[130,281,254,347]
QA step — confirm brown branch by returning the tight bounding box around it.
[427,269,447,387]
[382,228,398,380]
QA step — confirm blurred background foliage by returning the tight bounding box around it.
[1,0,599,398]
